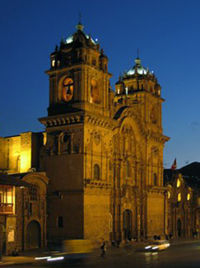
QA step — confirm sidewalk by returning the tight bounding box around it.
[0,248,49,266]
[0,256,35,266]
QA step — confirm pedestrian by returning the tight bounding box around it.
[100,240,106,257]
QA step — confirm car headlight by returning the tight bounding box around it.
[47,256,64,262]
[35,256,51,260]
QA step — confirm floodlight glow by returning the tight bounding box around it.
[66,36,73,44]
[127,67,148,75]
[86,35,97,44]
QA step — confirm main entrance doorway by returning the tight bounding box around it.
[123,209,132,241]
[177,218,182,238]
[26,221,41,249]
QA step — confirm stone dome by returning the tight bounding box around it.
[64,22,98,46]
[125,58,153,77]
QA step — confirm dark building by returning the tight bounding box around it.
[164,162,200,239]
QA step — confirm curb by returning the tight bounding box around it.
[0,262,15,266]
[0,261,35,267]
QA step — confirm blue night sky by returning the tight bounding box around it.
[0,0,200,169]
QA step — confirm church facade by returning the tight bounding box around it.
[39,22,169,245]
[0,22,170,250]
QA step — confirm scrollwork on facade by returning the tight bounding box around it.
[93,132,101,146]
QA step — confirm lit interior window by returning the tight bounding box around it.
[7,188,12,203]
[187,193,191,201]
[52,59,56,67]
[168,191,171,199]
[117,89,120,94]
[177,179,181,188]
[178,193,181,202]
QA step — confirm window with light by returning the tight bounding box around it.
[177,179,181,188]
[178,193,181,202]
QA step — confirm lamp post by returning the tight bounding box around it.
[0,224,2,261]
[0,223,5,261]
[20,186,25,251]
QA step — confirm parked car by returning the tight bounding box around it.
[145,240,170,251]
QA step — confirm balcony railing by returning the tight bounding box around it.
[0,203,13,214]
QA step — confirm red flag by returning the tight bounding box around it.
[171,158,177,170]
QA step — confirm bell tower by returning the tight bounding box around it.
[113,57,169,239]
[46,22,111,117]
[114,57,163,133]
[39,23,113,244]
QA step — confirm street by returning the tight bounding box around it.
[9,241,200,268]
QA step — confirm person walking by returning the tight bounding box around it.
[100,240,106,257]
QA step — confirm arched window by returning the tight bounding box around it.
[91,79,100,104]
[53,136,58,154]
[153,173,158,186]
[177,178,181,188]
[126,160,131,177]
[94,164,100,180]
[62,77,74,102]
[178,193,181,202]
[73,143,79,154]
[29,184,39,201]
[51,59,56,67]
[62,134,71,153]
[123,209,132,241]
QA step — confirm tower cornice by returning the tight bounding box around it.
[39,111,84,128]
[46,63,112,77]
[85,111,116,129]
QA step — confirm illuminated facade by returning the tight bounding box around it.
[0,22,172,247]
[0,132,43,174]
[39,22,169,245]
[0,134,48,254]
